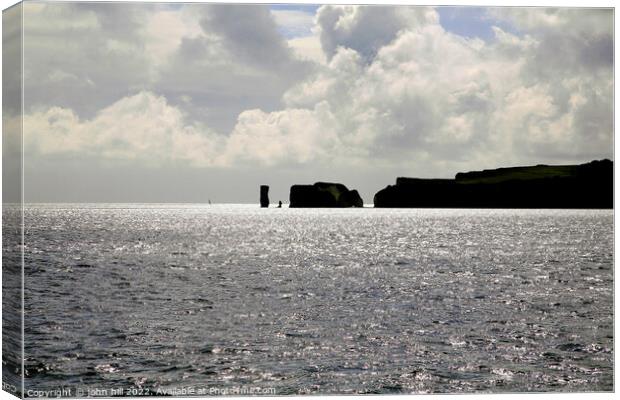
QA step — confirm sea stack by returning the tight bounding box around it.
[260,185,269,208]
[289,182,363,208]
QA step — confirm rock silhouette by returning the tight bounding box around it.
[260,185,269,208]
[290,182,363,208]
[374,159,613,209]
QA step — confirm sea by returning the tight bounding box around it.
[3,204,614,395]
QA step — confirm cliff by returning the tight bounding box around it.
[374,159,613,209]
[290,182,364,208]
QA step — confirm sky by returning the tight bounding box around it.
[2,2,614,203]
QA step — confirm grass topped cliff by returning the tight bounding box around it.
[454,164,579,184]
[375,160,613,209]
[454,159,611,184]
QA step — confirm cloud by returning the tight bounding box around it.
[150,4,317,133]
[2,3,23,116]
[488,7,612,37]
[271,8,316,38]
[23,90,345,169]
[24,92,226,167]
[144,6,203,68]
[316,5,438,61]
[23,91,340,169]
[22,2,157,118]
[20,2,315,134]
[20,4,613,182]
[288,35,327,64]
[226,6,612,172]
[199,5,296,71]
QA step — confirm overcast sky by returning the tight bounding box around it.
[4,3,613,203]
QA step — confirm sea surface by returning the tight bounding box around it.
[8,204,615,394]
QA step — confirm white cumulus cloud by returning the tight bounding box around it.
[24,92,226,167]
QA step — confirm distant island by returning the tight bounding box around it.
[374,159,613,209]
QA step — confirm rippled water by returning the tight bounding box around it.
[12,205,614,394]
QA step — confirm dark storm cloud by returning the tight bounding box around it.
[153,5,315,133]
[201,4,296,70]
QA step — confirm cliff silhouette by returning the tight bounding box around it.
[373,159,613,209]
